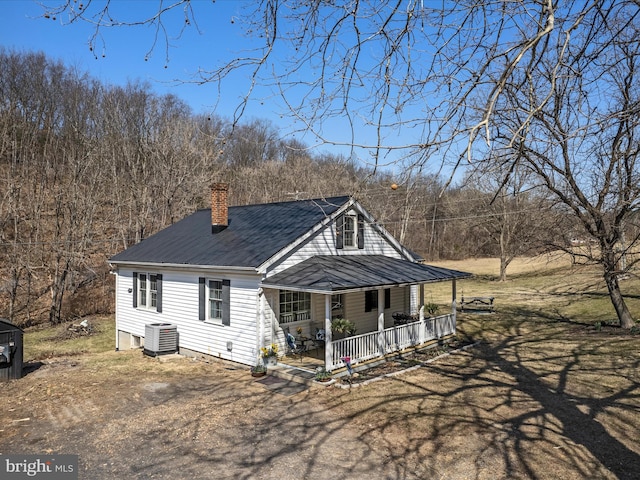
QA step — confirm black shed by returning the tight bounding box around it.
[0,319,24,380]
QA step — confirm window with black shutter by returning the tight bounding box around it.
[200,277,231,325]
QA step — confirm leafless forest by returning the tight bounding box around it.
[0,50,587,326]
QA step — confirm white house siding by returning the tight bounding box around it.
[266,218,405,276]
[114,267,262,366]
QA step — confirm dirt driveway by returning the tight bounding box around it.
[3,351,376,480]
[3,328,639,480]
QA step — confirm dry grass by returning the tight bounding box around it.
[428,253,640,326]
[23,315,115,361]
[324,253,640,479]
[4,254,640,479]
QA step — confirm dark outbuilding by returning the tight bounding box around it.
[0,319,24,381]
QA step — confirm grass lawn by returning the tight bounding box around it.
[4,253,640,479]
[324,253,640,479]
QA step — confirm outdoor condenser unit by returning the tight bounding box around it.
[144,323,178,356]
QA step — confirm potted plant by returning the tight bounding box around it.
[314,367,334,384]
[260,343,279,366]
[250,363,267,377]
[331,318,356,339]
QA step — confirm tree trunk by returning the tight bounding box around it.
[499,256,510,282]
[604,272,635,329]
[499,229,511,282]
[49,263,69,325]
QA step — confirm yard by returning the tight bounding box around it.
[2,254,639,479]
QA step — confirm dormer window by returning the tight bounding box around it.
[343,214,356,248]
[336,212,365,250]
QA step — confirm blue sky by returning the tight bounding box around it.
[1,1,349,155]
[1,1,245,112]
[0,0,456,176]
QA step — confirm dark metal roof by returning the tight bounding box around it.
[110,196,350,268]
[0,318,23,332]
[261,255,472,293]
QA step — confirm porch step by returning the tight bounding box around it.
[268,363,317,386]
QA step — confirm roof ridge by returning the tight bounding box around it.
[195,195,351,212]
[229,195,350,208]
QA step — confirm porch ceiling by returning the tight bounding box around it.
[261,255,472,294]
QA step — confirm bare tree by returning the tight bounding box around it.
[37,1,640,327]
[37,2,613,167]
[464,166,556,281]
[492,7,640,327]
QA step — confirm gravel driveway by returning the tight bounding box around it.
[2,353,389,480]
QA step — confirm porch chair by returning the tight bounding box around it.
[313,328,326,350]
[285,331,307,362]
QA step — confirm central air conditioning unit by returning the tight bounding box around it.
[144,323,178,356]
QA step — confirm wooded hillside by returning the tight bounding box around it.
[0,50,564,326]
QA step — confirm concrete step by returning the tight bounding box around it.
[268,363,317,386]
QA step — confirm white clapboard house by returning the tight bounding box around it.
[109,184,471,371]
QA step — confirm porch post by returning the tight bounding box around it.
[419,284,425,310]
[377,288,385,355]
[324,294,332,370]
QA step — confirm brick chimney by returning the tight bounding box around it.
[211,183,229,233]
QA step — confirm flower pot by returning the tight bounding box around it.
[264,356,277,367]
[313,378,335,386]
[251,371,267,378]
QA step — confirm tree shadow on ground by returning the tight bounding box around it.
[317,315,640,479]
[3,325,639,480]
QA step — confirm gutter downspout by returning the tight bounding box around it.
[112,268,119,351]
[258,288,265,365]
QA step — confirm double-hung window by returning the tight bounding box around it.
[343,215,356,248]
[133,272,162,312]
[208,280,223,321]
[364,288,391,312]
[331,294,344,320]
[198,277,231,325]
[279,290,311,323]
[336,212,365,250]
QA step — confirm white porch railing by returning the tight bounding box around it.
[329,313,455,371]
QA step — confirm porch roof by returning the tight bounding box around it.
[261,255,471,294]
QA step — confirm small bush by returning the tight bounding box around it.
[424,302,439,316]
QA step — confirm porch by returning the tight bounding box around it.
[261,254,471,373]
[279,310,455,373]
[328,311,454,371]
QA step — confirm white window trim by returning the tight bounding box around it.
[137,272,159,312]
[279,290,312,324]
[331,293,344,320]
[205,278,224,325]
[342,213,358,249]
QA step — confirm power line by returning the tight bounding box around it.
[379,206,553,225]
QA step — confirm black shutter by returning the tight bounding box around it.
[156,274,163,313]
[365,291,372,312]
[198,277,206,321]
[357,214,365,249]
[384,288,390,309]
[132,272,138,308]
[222,279,231,326]
[336,215,344,249]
